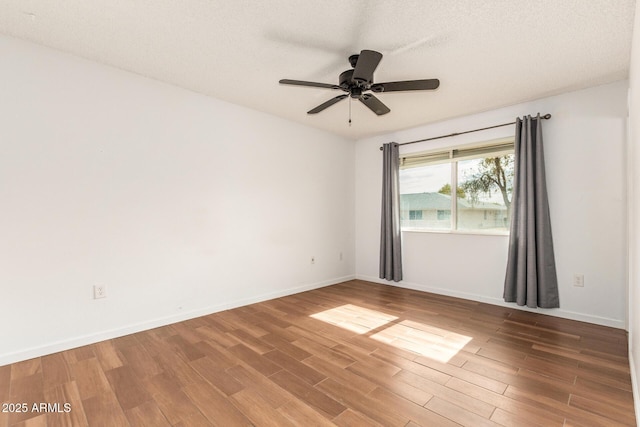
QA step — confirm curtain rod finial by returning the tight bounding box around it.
[379,142,397,151]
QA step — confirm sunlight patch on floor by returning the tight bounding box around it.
[371,320,472,363]
[310,304,398,334]
[310,305,471,362]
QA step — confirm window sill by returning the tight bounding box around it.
[401,228,509,237]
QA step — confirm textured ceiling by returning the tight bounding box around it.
[0,0,635,139]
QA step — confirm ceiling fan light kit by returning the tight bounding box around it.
[279,49,439,120]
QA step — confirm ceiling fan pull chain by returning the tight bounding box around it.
[349,97,352,126]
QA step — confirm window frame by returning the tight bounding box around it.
[399,137,514,236]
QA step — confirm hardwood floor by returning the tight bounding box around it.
[0,280,636,426]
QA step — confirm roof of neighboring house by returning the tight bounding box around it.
[401,193,452,210]
[400,192,507,211]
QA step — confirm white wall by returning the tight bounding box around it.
[0,36,355,366]
[627,3,640,423]
[356,80,628,328]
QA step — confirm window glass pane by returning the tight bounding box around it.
[457,155,514,231]
[399,163,452,230]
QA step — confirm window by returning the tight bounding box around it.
[399,138,514,233]
[437,210,451,220]
[399,162,451,230]
[409,210,423,220]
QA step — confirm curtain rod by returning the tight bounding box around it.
[378,113,552,150]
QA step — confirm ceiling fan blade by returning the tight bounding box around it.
[307,95,348,114]
[359,94,390,115]
[371,79,440,93]
[352,50,383,83]
[279,79,341,90]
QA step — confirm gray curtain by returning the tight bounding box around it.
[380,142,403,282]
[504,114,559,308]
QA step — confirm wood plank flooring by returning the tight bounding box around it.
[0,280,636,426]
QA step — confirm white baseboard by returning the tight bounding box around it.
[0,275,355,367]
[630,348,640,426]
[356,274,626,329]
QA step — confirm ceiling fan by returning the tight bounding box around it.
[279,49,440,117]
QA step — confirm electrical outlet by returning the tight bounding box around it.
[573,274,584,287]
[94,284,107,299]
[311,256,315,264]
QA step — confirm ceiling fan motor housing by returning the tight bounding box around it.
[339,69,369,98]
[339,69,355,88]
